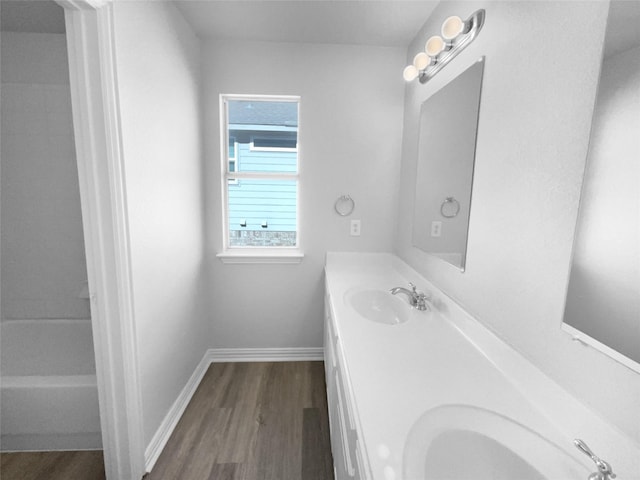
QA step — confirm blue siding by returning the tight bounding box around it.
[228,179,296,232]
[236,143,297,173]
[228,142,297,233]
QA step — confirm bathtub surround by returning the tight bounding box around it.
[0,319,100,451]
[0,32,89,321]
[0,30,99,451]
[396,0,640,445]
[0,319,95,377]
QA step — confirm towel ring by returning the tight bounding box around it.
[334,195,355,216]
[440,197,460,218]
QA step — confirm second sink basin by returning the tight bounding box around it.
[345,288,411,325]
[403,405,589,480]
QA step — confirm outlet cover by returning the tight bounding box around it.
[430,221,442,237]
[350,219,361,236]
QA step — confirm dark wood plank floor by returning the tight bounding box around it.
[0,450,105,480]
[1,361,334,480]
[147,361,334,480]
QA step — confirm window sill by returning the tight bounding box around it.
[216,250,304,264]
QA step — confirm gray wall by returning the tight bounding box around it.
[1,32,89,321]
[395,1,639,443]
[112,2,209,447]
[202,40,406,349]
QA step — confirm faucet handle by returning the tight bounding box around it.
[574,439,596,459]
[415,292,431,311]
[409,283,432,301]
[574,439,616,479]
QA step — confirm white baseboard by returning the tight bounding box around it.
[209,347,324,362]
[144,352,211,472]
[144,346,323,472]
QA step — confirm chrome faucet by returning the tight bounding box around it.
[390,282,430,311]
[574,439,616,480]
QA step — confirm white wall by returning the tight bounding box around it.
[111,2,209,447]
[203,40,405,348]
[395,1,640,443]
[564,45,640,364]
[1,32,89,321]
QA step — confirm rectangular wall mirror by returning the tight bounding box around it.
[562,0,640,371]
[412,57,484,271]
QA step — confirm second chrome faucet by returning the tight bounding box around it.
[390,282,430,311]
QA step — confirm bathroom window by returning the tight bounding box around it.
[219,95,301,262]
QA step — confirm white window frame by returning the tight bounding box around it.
[228,135,238,171]
[228,136,238,185]
[217,94,303,264]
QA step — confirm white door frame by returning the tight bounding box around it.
[57,1,145,478]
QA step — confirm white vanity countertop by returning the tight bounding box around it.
[324,252,640,480]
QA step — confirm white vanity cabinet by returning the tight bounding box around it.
[324,293,368,480]
[322,253,640,480]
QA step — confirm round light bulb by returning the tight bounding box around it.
[425,35,445,57]
[441,15,465,40]
[413,52,430,71]
[403,64,419,82]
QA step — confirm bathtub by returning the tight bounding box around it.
[1,319,102,451]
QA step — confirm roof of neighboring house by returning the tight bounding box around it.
[228,100,298,127]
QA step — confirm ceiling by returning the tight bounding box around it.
[3,1,638,59]
[1,0,438,47]
[174,0,439,47]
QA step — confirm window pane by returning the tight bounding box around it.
[227,100,298,174]
[228,137,237,174]
[227,179,297,247]
[252,135,297,150]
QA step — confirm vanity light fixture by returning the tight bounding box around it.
[403,9,486,84]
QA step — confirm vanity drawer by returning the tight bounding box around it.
[324,291,367,479]
[334,346,362,479]
[324,295,338,377]
[325,319,337,370]
[334,340,356,433]
[335,370,357,479]
[324,293,338,342]
[355,439,366,478]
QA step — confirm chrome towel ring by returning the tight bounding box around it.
[440,196,460,218]
[334,195,355,216]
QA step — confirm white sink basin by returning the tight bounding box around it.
[344,288,411,325]
[403,405,588,480]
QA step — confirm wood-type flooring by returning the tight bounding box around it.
[0,450,105,480]
[0,361,334,480]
